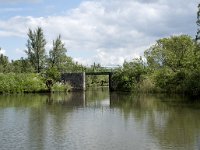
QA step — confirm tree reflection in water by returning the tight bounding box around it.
[0,90,200,149]
[110,93,200,150]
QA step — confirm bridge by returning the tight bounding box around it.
[61,72,114,91]
[85,72,112,76]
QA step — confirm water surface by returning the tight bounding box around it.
[0,87,200,150]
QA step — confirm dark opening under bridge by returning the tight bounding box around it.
[61,72,114,91]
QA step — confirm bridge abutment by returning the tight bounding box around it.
[61,73,86,91]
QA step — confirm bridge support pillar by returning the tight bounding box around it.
[109,73,113,91]
[61,72,86,91]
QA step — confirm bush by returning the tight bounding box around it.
[139,76,158,93]
[184,71,200,96]
[51,82,71,93]
[0,73,46,93]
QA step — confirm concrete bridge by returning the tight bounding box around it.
[61,72,114,91]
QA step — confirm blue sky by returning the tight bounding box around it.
[0,0,198,66]
[0,0,84,18]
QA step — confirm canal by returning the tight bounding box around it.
[0,87,200,150]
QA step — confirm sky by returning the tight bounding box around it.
[0,0,198,66]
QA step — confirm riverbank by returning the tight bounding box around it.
[110,35,200,97]
[0,73,71,94]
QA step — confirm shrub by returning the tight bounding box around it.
[0,73,46,93]
[51,82,71,93]
[139,76,158,93]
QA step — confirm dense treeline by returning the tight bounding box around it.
[112,35,200,96]
[1,32,200,95]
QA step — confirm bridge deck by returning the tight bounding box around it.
[85,72,112,75]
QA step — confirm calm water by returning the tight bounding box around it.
[0,87,200,150]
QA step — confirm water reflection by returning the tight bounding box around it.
[46,92,85,107]
[110,93,200,150]
[85,87,110,107]
[0,90,200,149]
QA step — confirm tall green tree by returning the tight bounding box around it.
[25,27,46,73]
[144,35,196,72]
[0,48,10,73]
[46,35,67,81]
[49,35,67,70]
[144,35,196,93]
[196,3,200,42]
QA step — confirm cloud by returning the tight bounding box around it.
[0,0,198,65]
[0,48,6,55]
[15,48,24,54]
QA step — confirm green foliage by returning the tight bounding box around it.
[153,68,177,92]
[184,71,200,96]
[51,82,71,93]
[86,75,109,87]
[0,73,46,93]
[47,35,85,79]
[111,34,200,96]
[62,57,85,73]
[85,63,110,87]
[0,27,81,94]
[144,35,200,95]
[0,49,10,73]
[144,35,196,71]
[0,73,72,94]
[139,75,158,93]
[45,66,61,81]
[11,58,34,73]
[49,35,67,69]
[21,74,46,93]
[112,58,147,91]
[25,27,46,73]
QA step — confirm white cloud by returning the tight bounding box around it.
[15,48,24,54]
[0,0,198,65]
[0,30,22,37]
[0,48,6,55]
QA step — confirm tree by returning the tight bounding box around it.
[196,3,200,42]
[144,35,196,93]
[0,48,10,73]
[112,58,147,91]
[48,35,67,71]
[25,27,46,73]
[144,35,196,72]
[11,57,34,73]
[45,35,68,81]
